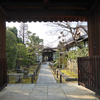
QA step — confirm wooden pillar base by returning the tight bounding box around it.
[0,58,7,91]
[95,92,100,99]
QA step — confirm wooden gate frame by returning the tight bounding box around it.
[0,6,6,91]
[0,0,100,92]
[0,58,7,91]
[78,56,100,93]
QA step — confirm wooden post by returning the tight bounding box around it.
[54,69,56,75]
[0,6,7,91]
[31,75,33,83]
[88,1,100,56]
[60,74,62,83]
[57,70,58,78]
[34,72,35,80]
[0,6,6,58]
[87,1,100,97]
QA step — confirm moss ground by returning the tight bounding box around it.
[50,66,78,84]
[61,70,78,78]
[8,64,41,84]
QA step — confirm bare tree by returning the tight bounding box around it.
[19,22,28,44]
[55,22,88,40]
[46,21,87,48]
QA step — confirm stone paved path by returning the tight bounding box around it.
[0,62,99,100]
[36,62,56,84]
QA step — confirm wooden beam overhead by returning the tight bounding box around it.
[44,0,49,9]
[0,6,5,15]
[49,2,89,8]
[1,2,89,9]
[0,0,95,22]
[89,0,100,13]
[6,9,88,17]
[1,2,43,7]
[5,9,87,22]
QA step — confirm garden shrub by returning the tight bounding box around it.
[6,30,17,69]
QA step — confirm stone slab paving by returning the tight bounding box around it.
[0,83,99,100]
[0,62,100,100]
[36,62,56,84]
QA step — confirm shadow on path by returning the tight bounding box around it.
[0,62,99,100]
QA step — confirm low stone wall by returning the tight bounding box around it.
[67,59,78,75]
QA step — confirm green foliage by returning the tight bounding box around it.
[6,27,43,70]
[7,26,23,44]
[27,52,37,65]
[53,62,59,67]
[7,27,17,37]
[17,44,28,57]
[53,46,88,68]
[17,38,23,44]
[28,33,43,46]
[67,47,88,59]
[17,43,28,66]
[61,70,78,78]
[53,59,57,63]
[58,55,67,67]
[6,30,17,69]
[27,32,43,64]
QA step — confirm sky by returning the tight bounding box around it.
[6,21,60,47]
[6,21,87,47]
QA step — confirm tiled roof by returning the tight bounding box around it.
[66,27,88,45]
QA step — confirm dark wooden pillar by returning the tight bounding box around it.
[0,6,7,91]
[0,6,6,58]
[88,1,100,56]
[88,1,100,97]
